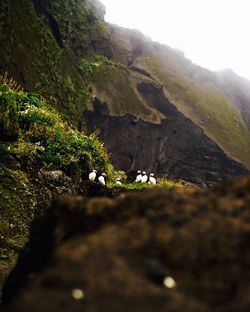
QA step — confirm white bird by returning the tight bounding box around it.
[98,173,107,185]
[116,177,122,185]
[148,173,156,185]
[141,171,148,183]
[88,169,97,182]
[135,170,142,183]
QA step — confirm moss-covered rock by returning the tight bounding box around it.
[0,83,117,300]
[0,0,110,127]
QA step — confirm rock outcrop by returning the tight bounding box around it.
[2,176,250,311]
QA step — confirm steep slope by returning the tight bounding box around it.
[0,0,111,128]
[107,25,250,168]
[0,0,249,183]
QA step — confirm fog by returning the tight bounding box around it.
[101,0,250,79]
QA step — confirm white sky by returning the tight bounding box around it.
[101,0,250,79]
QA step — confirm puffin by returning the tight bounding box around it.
[88,169,97,182]
[135,170,142,183]
[148,173,156,185]
[115,177,122,185]
[98,173,107,185]
[141,171,148,183]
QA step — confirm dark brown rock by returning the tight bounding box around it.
[84,96,248,185]
[2,176,250,311]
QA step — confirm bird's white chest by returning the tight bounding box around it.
[141,175,148,183]
[135,174,142,182]
[89,172,96,181]
[149,177,156,184]
[98,176,105,185]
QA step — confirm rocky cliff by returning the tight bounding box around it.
[0,0,250,184]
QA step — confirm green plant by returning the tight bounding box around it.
[157,179,183,188]
[79,58,102,80]
[0,83,115,179]
[0,72,24,92]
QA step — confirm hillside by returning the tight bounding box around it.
[0,0,250,184]
[105,25,250,169]
[216,69,250,130]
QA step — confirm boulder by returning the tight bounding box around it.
[2,176,250,311]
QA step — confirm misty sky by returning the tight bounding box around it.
[101,0,250,80]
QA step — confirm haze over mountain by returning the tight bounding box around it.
[101,0,250,81]
[0,0,250,184]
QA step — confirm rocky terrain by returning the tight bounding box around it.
[2,176,250,311]
[1,1,250,310]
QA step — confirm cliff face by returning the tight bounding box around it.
[0,0,250,183]
[84,91,247,185]
[103,25,250,169]
[0,0,111,128]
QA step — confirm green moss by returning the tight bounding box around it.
[0,164,36,247]
[0,81,117,295]
[108,182,149,191]
[0,142,40,256]
[91,61,158,120]
[0,0,94,128]
[157,179,184,188]
[0,140,40,301]
[0,83,115,177]
[108,179,183,191]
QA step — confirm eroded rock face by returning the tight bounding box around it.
[2,176,250,311]
[84,93,248,185]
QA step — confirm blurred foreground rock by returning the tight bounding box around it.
[2,176,250,311]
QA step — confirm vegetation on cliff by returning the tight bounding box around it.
[0,80,114,295]
[0,80,182,296]
[0,82,113,174]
